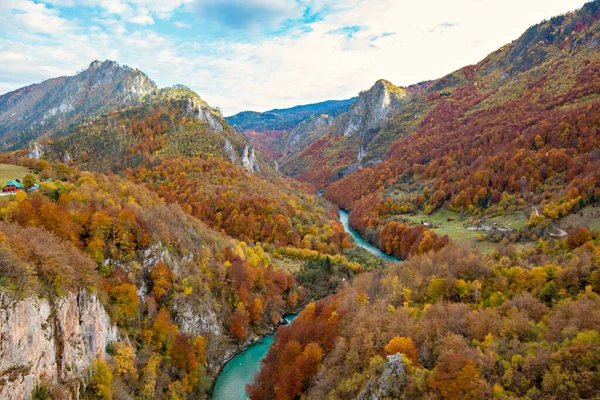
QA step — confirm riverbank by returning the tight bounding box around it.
[211,209,400,399]
[211,314,297,399]
[339,209,401,262]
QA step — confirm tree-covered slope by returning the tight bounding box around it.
[227,98,356,133]
[45,85,266,172]
[313,0,600,256]
[247,4,600,398]
[291,1,600,195]
[250,236,600,399]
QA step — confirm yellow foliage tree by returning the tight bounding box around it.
[90,359,113,400]
[194,335,207,366]
[140,353,161,399]
[114,343,137,376]
[14,190,27,203]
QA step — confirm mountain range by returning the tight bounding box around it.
[0,60,156,149]
[1,60,269,174]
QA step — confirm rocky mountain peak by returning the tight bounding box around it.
[339,78,408,137]
[79,59,156,97]
[88,59,119,70]
[373,78,393,89]
[0,59,157,146]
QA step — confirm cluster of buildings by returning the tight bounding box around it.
[2,179,39,194]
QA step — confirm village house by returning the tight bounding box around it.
[2,180,23,193]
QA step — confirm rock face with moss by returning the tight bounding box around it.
[358,353,408,400]
[280,113,336,156]
[0,290,117,399]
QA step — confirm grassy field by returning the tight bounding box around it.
[474,240,535,254]
[404,208,465,226]
[0,164,36,186]
[397,209,482,250]
[273,257,305,273]
[559,205,600,232]
[487,212,529,230]
[399,208,534,254]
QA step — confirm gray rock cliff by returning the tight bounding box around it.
[0,291,117,400]
[358,352,408,400]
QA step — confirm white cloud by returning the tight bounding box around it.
[177,0,589,113]
[129,13,154,25]
[3,0,76,35]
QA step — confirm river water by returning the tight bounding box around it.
[339,209,401,262]
[212,209,399,399]
[212,315,297,400]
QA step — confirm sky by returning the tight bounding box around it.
[0,0,589,115]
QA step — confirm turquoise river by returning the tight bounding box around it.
[211,209,399,399]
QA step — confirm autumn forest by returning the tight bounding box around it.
[0,1,599,400]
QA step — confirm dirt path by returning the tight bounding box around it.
[533,206,567,237]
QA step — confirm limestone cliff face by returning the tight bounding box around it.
[121,242,232,373]
[281,114,335,156]
[224,138,238,164]
[242,145,261,172]
[27,143,44,159]
[358,353,408,400]
[183,96,224,133]
[178,91,267,173]
[171,295,230,371]
[0,291,117,400]
[338,79,408,139]
[277,79,410,180]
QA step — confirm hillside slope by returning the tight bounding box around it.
[250,239,600,399]
[36,85,265,173]
[309,0,600,256]
[0,158,370,399]
[278,79,427,181]
[287,1,600,195]
[0,60,157,148]
[249,5,600,398]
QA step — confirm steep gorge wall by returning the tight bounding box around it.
[0,291,117,399]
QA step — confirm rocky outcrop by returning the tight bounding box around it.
[277,79,410,180]
[173,299,224,339]
[171,295,230,371]
[78,60,156,103]
[224,139,238,164]
[183,97,224,133]
[242,145,260,172]
[27,143,43,159]
[197,107,224,133]
[339,79,408,139]
[0,291,117,400]
[280,114,335,156]
[358,353,408,400]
